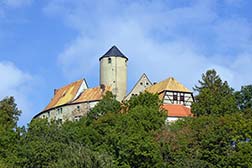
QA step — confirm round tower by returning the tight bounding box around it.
[99,45,128,101]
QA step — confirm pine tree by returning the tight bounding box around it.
[192,69,238,116]
[235,85,252,111]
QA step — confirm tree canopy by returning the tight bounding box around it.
[1,69,252,167]
[192,69,238,116]
[235,85,252,111]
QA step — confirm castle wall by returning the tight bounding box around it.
[37,101,98,122]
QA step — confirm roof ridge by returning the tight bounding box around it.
[164,77,191,92]
[55,79,83,91]
[145,76,192,93]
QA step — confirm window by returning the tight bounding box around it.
[74,116,81,121]
[108,57,112,63]
[146,82,149,85]
[180,94,184,101]
[58,108,63,114]
[140,82,143,85]
[77,105,80,111]
[173,93,178,101]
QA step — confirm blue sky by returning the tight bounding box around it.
[0,0,251,126]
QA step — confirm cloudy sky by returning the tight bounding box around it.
[0,0,251,126]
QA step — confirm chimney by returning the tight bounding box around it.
[54,89,57,95]
[100,84,105,92]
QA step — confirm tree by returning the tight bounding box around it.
[192,69,238,116]
[87,91,121,121]
[127,92,161,110]
[235,85,252,111]
[92,92,166,167]
[0,96,21,131]
[0,97,21,167]
[158,113,252,167]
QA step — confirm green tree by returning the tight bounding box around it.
[87,91,121,121]
[14,119,67,167]
[92,92,166,167]
[127,92,161,110]
[0,96,21,130]
[48,143,114,168]
[0,97,21,167]
[158,113,252,167]
[192,69,238,116]
[235,85,252,111]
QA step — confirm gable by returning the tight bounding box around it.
[43,79,85,111]
[124,73,152,101]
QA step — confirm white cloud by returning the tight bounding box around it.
[44,0,252,90]
[0,61,33,125]
[0,62,30,92]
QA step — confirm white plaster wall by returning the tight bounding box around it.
[73,80,88,100]
[165,117,179,123]
[163,91,194,107]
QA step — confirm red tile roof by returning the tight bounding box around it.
[161,104,193,117]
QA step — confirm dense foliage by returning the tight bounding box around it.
[235,85,252,111]
[192,69,238,116]
[0,69,252,167]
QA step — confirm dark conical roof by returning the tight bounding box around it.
[99,45,128,61]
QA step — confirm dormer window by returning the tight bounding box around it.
[108,57,112,64]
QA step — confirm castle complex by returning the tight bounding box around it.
[34,46,194,122]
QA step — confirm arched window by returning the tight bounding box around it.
[108,57,112,63]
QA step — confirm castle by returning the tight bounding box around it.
[34,46,194,122]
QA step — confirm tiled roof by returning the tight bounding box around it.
[99,45,128,61]
[44,79,83,111]
[73,85,112,103]
[146,77,191,94]
[161,104,193,117]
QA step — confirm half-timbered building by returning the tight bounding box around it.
[146,77,194,122]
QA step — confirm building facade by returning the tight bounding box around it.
[34,79,111,122]
[34,45,194,123]
[125,73,152,101]
[145,77,194,122]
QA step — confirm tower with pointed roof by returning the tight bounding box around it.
[99,46,128,101]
